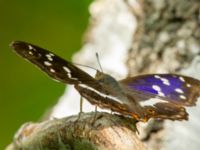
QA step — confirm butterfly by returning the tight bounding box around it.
[11,41,200,122]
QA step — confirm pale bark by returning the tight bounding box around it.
[6,113,147,150]
[128,0,200,150]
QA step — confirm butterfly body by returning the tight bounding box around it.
[11,41,200,122]
[76,71,146,121]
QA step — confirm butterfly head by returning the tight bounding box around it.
[95,70,118,85]
[95,70,105,80]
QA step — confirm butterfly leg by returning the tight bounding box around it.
[94,106,98,118]
[77,96,84,121]
[90,106,98,124]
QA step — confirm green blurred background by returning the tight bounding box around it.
[0,0,92,148]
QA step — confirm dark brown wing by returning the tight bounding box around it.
[11,41,97,85]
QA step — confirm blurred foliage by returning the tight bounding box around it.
[0,0,92,149]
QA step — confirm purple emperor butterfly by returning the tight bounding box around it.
[11,41,200,122]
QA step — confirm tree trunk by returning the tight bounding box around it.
[6,0,200,149]
[127,0,200,150]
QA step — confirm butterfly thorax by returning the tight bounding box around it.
[95,71,125,96]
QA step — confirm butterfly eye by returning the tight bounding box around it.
[147,108,155,114]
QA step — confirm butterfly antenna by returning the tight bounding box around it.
[96,52,103,72]
[73,62,98,71]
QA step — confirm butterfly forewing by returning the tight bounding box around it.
[11,41,96,85]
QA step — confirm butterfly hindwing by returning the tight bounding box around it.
[143,102,188,121]
[119,74,200,120]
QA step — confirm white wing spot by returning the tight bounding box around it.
[152,85,161,92]
[28,51,33,55]
[44,61,52,66]
[180,95,186,100]
[63,66,70,73]
[186,83,191,87]
[49,53,54,56]
[175,88,184,94]
[161,78,170,86]
[47,57,53,61]
[63,66,78,80]
[154,76,170,86]
[46,54,53,61]
[140,98,166,107]
[28,45,33,50]
[152,85,165,96]
[154,75,161,79]
[50,68,55,73]
[158,91,165,97]
[179,77,185,82]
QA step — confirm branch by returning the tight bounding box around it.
[6,112,147,150]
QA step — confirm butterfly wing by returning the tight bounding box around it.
[11,41,134,116]
[11,41,96,85]
[120,74,200,106]
[119,74,200,120]
[142,101,188,121]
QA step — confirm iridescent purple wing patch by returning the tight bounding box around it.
[120,74,200,106]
